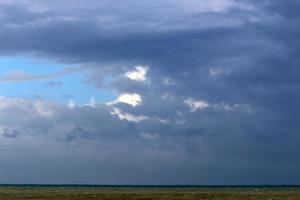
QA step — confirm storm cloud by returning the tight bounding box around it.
[0,0,300,185]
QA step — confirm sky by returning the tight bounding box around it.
[0,0,300,185]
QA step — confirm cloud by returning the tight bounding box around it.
[0,0,300,184]
[0,0,242,14]
[0,70,39,82]
[108,93,142,107]
[184,98,210,112]
[184,98,252,113]
[84,97,97,107]
[110,107,147,122]
[0,94,300,184]
[1,128,20,138]
[0,66,83,83]
[67,100,75,109]
[125,65,148,81]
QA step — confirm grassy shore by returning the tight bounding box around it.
[0,186,299,200]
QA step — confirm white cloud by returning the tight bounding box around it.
[67,100,75,109]
[184,97,253,113]
[0,96,55,118]
[117,93,142,106]
[111,107,147,122]
[85,97,97,107]
[125,66,148,81]
[107,93,142,107]
[34,101,55,117]
[106,93,145,121]
[184,98,210,112]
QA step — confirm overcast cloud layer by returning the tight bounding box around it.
[0,0,300,185]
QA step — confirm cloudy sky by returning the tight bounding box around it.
[0,0,300,185]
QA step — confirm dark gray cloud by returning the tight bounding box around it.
[0,0,300,185]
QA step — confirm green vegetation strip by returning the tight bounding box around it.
[0,186,299,200]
